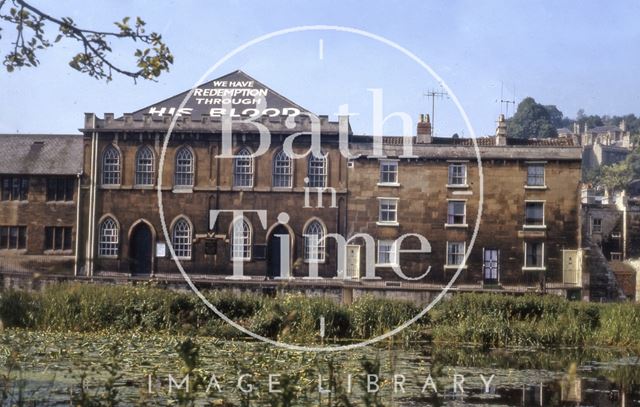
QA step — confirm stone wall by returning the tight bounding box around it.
[82,132,346,278]
[347,156,582,286]
[0,175,78,274]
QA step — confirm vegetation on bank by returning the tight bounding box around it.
[1,283,640,349]
[0,283,424,343]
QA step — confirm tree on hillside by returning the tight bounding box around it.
[575,109,604,129]
[597,147,640,192]
[506,97,558,138]
[543,104,565,128]
[0,0,172,82]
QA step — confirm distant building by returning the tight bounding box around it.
[582,189,640,301]
[560,121,635,178]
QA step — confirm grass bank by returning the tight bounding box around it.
[430,293,640,349]
[1,284,639,348]
[0,283,423,343]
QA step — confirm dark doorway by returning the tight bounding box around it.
[267,225,290,279]
[130,222,153,275]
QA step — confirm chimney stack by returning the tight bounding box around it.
[416,114,432,143]
[619,119,627,132]
[495,114,507,146]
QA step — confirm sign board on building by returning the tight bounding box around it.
[132,70,308,120]
[156,242,166,258]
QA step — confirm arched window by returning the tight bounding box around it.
[231,218,251,260]
[175,147,194,187]
[98,217,119,257]
[233,148,253,188]
[172,218,192,259]
[135,146,155,186]
[304,220,326,262]
[307,152,327,188]
[102,146,121,185]
[272,149,292,187]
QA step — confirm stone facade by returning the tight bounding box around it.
[347,136,582,288]
[0,134,82,275]
[1,71,589,298]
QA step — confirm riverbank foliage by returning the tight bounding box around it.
[0,283,424,343]
[430,293,640,349]
[1,284,639,348]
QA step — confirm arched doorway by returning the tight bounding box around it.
[267,225,291,278]
[130,222,153,275]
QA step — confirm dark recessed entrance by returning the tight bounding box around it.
[267,225,290,279]
[130,222,153,275]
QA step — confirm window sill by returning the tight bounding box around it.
[377,182,400,187]
[46,200,75,204]
[522,267,546,272]
[445,223,468,228]
[304,259,327,264]
[43,250,73,255]
[0,249,27,253]
[376,221,399,227]
[230,258,251,262]
[172,188,193,194]
[524,185,547,190]
[133,185,155,190]
[523,225,547,230]
[444,265,468,269]
[376,263,399,267]
[232,187,254,191]
[272,186,294,191]
[98,255,118,259]
[446,184,469,189]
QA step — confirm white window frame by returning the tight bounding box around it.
[101,146,121,186]
[233,148,254,188]
[376,240,398,266]
[172,218,192,259]
[445,241,466,268]
[174,147,195,188]
[307,153,328,188]
[303,220,326,263]
[523,241,545,270]
[134,145,155,186]
[272,149,293,188]
[98,217,119,257]
[445,199,467,227]
[591,217,602,234]
[524,200,546,229]
[525,163,546,188]
[378,159,399,186]
[230,218,252,261]
[377,197,399,226]
[447,162,468,187]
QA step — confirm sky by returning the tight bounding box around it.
[1,0,639,137]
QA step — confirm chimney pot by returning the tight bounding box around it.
[416,113,432,143]
[495,114,507,145]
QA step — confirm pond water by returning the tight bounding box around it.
[1,329,639,406]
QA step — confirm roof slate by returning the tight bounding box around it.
[0,134,83,175]
[351,135,581,160]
